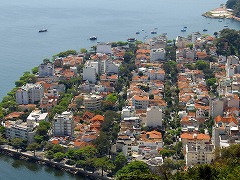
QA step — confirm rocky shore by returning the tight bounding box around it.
[202,7,234,19]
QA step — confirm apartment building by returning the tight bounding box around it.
[53,111,74,137]
[5,120,37,143]
[16,83,44,104]
[185,143,215,167]
[83,94,102,110]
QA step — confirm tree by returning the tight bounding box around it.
[116,161,150,176]
[43,58,51,64]
[95,157,112,176]
[117,171,160,180]
[114,152,128,172]
[123,52,134,63]
[0,136,8,145]
[34,135,44,144]
[11,138,25,152]
[80,48,87,53]
[160,148,176,158]
[0,126,5,136]
[206,78,217,90]
[93,132,111,156]
[53,152,65,162]
[45,150,54,160]
[195,60,209,70]
[31,66,39,74]
[52,144,65,153]
[27,143,40,156]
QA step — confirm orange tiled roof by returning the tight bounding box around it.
[90,115,104,121]
[5,112,24,120]
[133,95,149,101]
[215,115,237,124]
[180,133,210,140]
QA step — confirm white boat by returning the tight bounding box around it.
[39,29,47,32]
[89,36,97,40]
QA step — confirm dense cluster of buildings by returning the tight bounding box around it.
[2,32,239,169]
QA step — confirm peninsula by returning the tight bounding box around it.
[0,28,240,179]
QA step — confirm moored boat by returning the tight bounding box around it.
[38,29,47,32]
[127,38,136,42]
[151,31,157,34]
[89,36,97,40]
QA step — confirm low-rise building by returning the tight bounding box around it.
[27,109,49,123]
[132,95,149,109]
[83,94,102,110]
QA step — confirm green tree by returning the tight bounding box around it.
[114,152,128,172]
[31,66,39,74]
[95,157,113,176]
[0,136,8,145]
[11,138,25,152]
[52,144,65,153]
[0,126,5,136]
[116,161,150,176]
[53,152,65,162]
[160,148,176,158]
[45,150,54,160]
[195,60,209,70]
[123,52,134,63]
[34,135,44,144]
[80,48,87,53]
[117,171,160,180]
[27,142,40,156]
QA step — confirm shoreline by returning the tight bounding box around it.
[0,146,109,180]
[202,6,240,22]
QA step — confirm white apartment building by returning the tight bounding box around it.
[5,120,37,143]
[53,111,74,137]
[185,143,215,167]
[146,106,162,127]
[150,48,166,62]
[27,109,49,123]
[38,62,54,78]
[16,83,44,105]
[82,65,97,83]
[83,94,102,110]
[121,106,136,119]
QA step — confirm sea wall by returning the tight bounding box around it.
[0,147,110,180]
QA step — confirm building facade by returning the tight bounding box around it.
[53,111,74,137]
[16,83,44,104]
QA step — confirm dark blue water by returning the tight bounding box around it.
[0,154,84,180]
